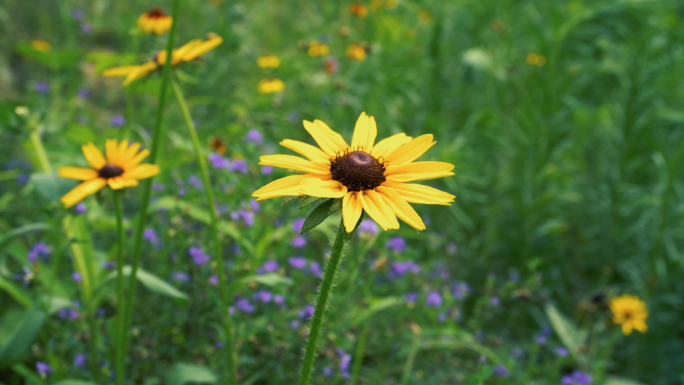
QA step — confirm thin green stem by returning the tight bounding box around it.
[171,78,237,384]
[298,219,349,385]
[113,191,125,385]
[87,312,101,384]
[349,319,371,385]
[120,0,181,383]
[29,130,52,173]
[400,333,421,385]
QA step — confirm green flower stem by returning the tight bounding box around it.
[171,78,237,385]
[112,190,125,385]
[298,219,349,385]
[400,332,421,385]
[349,319,371,385]
[86,310,101,384]
[29,130,52,173]
[119,0,181,383]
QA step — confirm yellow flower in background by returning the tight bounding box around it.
[350,4,368,17]
[58,140,160,208]
[418,10,432,24]
[610,294,648,335]
[137,8,173,35]
[253,112,456,232]
[346,44,367,61]
[526,53,547,67]
[31,40,51,53]
[103,34,223,86]
[257,55,281,68]
[258,78,286,94]
[308,41,330,57]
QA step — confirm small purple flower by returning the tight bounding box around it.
[337,348,352,373]
[110,115,125,128]
[258,260,279,274]
[308,261,322,277]
[245,128,263,145]
[405,293,417,303]
[452,282,471,300]
[236,298,254,313]
[143,228,159,247]
[209,153,230,169]
[298,305,314,319]
[555,347,569,357]
[71,9,84,20]
[209,275,219,286]
[229,159,249,174]
[292,236,306,248]
[446,242,458,255]
[171,271,190,282]
[274,294,285,305]
[152,182,164,191]
[493,365,510,378]
[323,367,334,377]
[35,82,49,93]
[20,266,34,286]
[249,200,260,213]
[541,326,552,336]
[290,319,300,329]
[287,111,299,123]
[17,174,29,184]
[189,246,210,266]
[535,334,547,345]
[73,353,86,367]
[102,261,115,270]
[292,218,305,233]
[358,220,378,237]
[571,371,593,385]
[385,236,406,253]
[254,290,273,303]
[75,202,87,214]
[215,341,223,349]
[80,23,92,33]
[188,175,203,189]
[390,261,420,276]
[261,166,273,174]
[228,307,235,315]
[27,242,51,263]
[36,362,52,379]
[425,291,443,307]
[490,296,500,306]
[77,88,90,98]
[178,188,186,198]
[72,272,82,282]
[288,256,308,269]
[437,312,447,322]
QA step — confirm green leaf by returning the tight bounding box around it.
[39,296,73,315]
[0,276,32,309]
[100,266,188,301]
[16,43,83,69]
[230,273,293,293]
[604,376,646,385]
[30,173,77,203]
[165,363,217,385]
[63,215,97,303]
[301,198,341,235]
[65,125,96,144]
[298,196,325,210]
[85,52,138,74]
[349,296,402,326]
[0,310,45,368]
[343,212,365,242]
[52,380,100,385]
[0,223,53,251]
[545,303,587,363]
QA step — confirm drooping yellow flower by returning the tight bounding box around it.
[308,41,330,57]
[609,294,648,335]
[258,78,286,94]
[102,34,223,86]
[526,53,546,67]
[137,8,173,35]
[257,55,281,68]
[58,140,160,208]
[30,40,51,53]
[350,4,368,17]
[346,44,367,61]
[253,112,456,232]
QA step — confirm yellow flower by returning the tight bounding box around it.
[257,55,281,68]
[609,294,648,335]
[346,44,367,61]
[308,41,330,57]
[102,34,223,86]
[418,10,432,24]
[58,140,160,208]
[137,8,173,35]
[350,4,368,17]
[258,78,286,94]
[31,40,51,53]
[526,53,547,67]
[252,112,456,232]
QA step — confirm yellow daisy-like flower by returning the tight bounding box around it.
[58,139,160,208]
[137,8,173,35]
[252,112,456,232]
[102,34,223,86]
[258,78,286,94]
[257,55,281,68]
[609,294,648,335]
[346,44,367,61]
[350,4,368,17]
[30,40,51,53]
[308,41,330,57]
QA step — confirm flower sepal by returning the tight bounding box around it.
[300,197,343,235]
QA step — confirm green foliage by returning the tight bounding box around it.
[0,310,45,368]
[100,266,189,301]
[165,363,217,385]
[301,198,341,235]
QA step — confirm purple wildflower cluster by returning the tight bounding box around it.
[337,348,352,378]
[143,228,161,248]
[207,153,250,174]
[257,260,279,274]
[385,236,406,253]
[287,256,322,277]
[390,260,420,276]
[358,219,378,237]
[189,246,210,266]
[236,298,255,313]
[426,291,443,307]
[298,305,314,319]
[245,128,263,145]
[110,115,125,128]
[562,371,593,385]
[171,272,190,282]
[452,281,471,300]
[57,302,80,321]
[36,362,53,379]
[27,242,51,263]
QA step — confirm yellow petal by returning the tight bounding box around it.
[102,66,140,77]
[380,181,455,205]
[370,133,412,159]
[252,174,315,201]
[342,191,363,233]
[182,36,223,62]
[633,320,648,333]
[112,140,130,168]
[385,161,455,182]
[280,139,330,163]
[126,149,151,169]
[81,143,107,170]
[376,186,426,230]
[351,112,377,152]
[108,177,126,190]
[259,154,330,174]
[122,142,141,166]
[359,190,399,231]
[122,62,157,86]
[105,139,119,165]
[59,167,99,181]
[383,134,435,167]
[124,164,160,180]
[621,323,633,335]
[60,178,107,208]
[299,178,347,198]
[303,120,349,157]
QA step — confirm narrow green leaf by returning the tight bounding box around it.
[0,223,53,251]
[545,303,587,363]
[349,296,402,326]
[63,215,97,303]
[30,173,77,203]
[0,276,32,309]
[298,196,325,210]
[0,310,45,368]
[52,380,100,385]
[301,198,341,235]
[229,273,292,294]
[39,296,73,315]
[165,363,217,385]
[604,376,646,385]
[100,266,188,301]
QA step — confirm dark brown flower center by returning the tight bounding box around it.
[99,164,124,179]
[330,150,385,191]
[146,7,167,18]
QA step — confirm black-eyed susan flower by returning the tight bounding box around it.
[308,41,330,57]
[253,112,456,232]
[346,44,367,61]
[257,55,281,68]
[350,4,368,17]
[609,294,648,335]
[137,8,173,35]
[258,78,285,94]
[30,40,51,53]
[103,34,223,86]
[58,139,160,208]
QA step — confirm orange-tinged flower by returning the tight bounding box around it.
[209,137,227,154]
[253,112,456,232]
[308,41,330,57]
[102,34,222,86]
[258,79,286,94]
[31,40,51,53]
[59,139,160,208]
[137,8,173,35]
[609,294,648,335]
[346,44,367,61]
[350,4,368,17]
[257,55,281,68]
